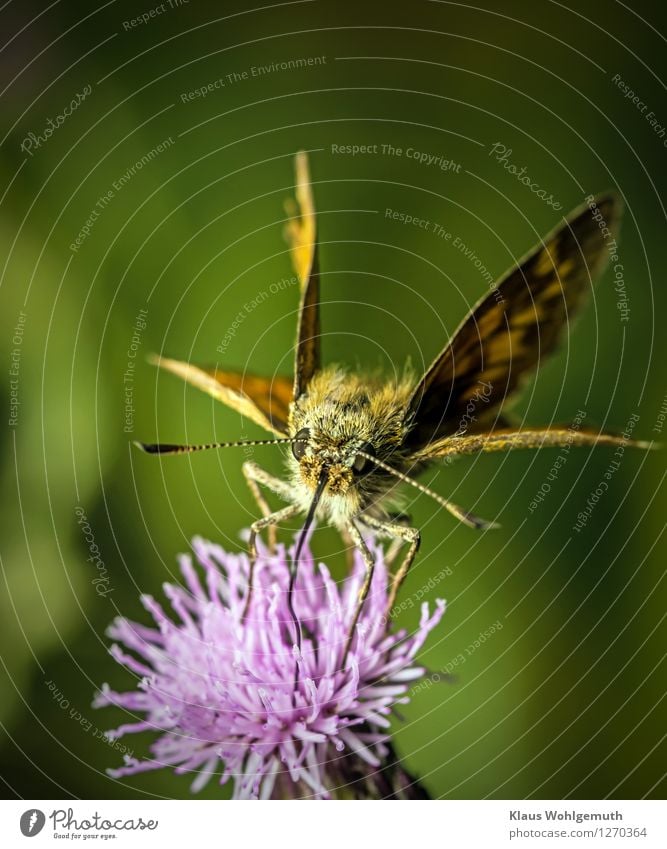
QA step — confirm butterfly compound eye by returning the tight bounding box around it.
[292,428,310,461]
[352,442,376,475]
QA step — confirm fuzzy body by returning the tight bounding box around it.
[286,364,415,528]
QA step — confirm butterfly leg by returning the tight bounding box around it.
[243,503,301,619]
[361,515,421,615]
[244,463,281,552]
[340,525,356,571]
[242,461,299,619]
[342,520,376,663]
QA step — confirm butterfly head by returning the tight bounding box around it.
[286,367,412,507]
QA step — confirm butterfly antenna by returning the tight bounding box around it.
[356,450,499,530]
[133,437,295,455]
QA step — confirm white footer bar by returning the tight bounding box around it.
[2,799,665,848]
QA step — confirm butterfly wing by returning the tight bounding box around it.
[150,355,293,436]
[285,150,321,398]
[147,155,321,437]
[405,194,622,450]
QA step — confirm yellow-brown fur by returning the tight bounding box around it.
[286,364,415,526]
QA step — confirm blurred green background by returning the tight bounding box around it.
[0,0,665,799]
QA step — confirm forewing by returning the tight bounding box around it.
[405,194,622,449]
[412,425,650,463]
[285,151,321,398]
[150,355,292,436]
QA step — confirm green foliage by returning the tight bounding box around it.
[0,0,664,799]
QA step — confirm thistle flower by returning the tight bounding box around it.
[95,533,445,799]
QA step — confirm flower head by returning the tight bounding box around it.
[95,533,445,799]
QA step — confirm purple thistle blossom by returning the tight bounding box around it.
[95,534,445,799]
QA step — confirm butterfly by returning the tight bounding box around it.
[136,152,649,659]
